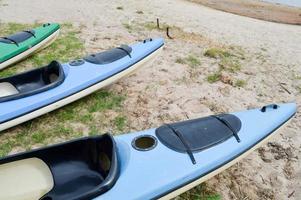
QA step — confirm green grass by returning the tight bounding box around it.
[186,55,201,68]
[204,47,245,85]
[88,91,125,113]
[234,79,247,88]
[219,58,241,73]
[204,47,243,73]
[114,116,127,131]
[0,22,84,78]
[204,48,232,59]
[0,143,12,157]
[207,72,221,83]
[176,55,201,68]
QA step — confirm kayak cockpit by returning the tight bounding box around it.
[0,134,119,200]
[0,61,65,102]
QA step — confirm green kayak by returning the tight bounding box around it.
[0,23,60,70]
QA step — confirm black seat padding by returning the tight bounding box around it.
[0,30,35,44]
[84,45,132,64]
[156,114,242,153]
[0,61,65,103]
[0,134,119,200]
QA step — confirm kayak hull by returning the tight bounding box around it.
[0,39,163,131]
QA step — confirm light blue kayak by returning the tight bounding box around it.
[0,103,296,200]
[0,38,164,131]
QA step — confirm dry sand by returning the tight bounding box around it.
[0,0,301,199]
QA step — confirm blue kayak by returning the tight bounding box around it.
[0,38,164,131]
[0,103,296,200]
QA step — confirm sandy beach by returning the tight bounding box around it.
[0,0,300,199]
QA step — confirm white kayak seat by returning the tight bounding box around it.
[0,158,54,200]
[0,82,19,97]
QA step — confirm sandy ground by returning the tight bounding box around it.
[0,0,301,199]
[188,0,301,25]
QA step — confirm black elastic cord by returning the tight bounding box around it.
[0,37,19,46]
[165,124,196,164]
[212,115,241,143]
[22,30,36,38]
[117,46,132,58]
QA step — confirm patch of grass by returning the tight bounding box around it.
[0,22,31,35]
[219,58,241,73]
[88,126,99,136]
[204,48,232,59]
[88,91,125,112]
[114,116,127,131]
[29,24,84,66]
[186,55,201,68]
[207,72,221,83]
[0,22,84,78]
[205,47,244,78]
[0,67,17,77]
[56,105,77,121]
[79,114,93,123]
[176,55,201,68]
[177,183,221,200]
[31,132,47,143]
[0,142,12,157]
[234,79,247,88]
[116,6,123,10]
